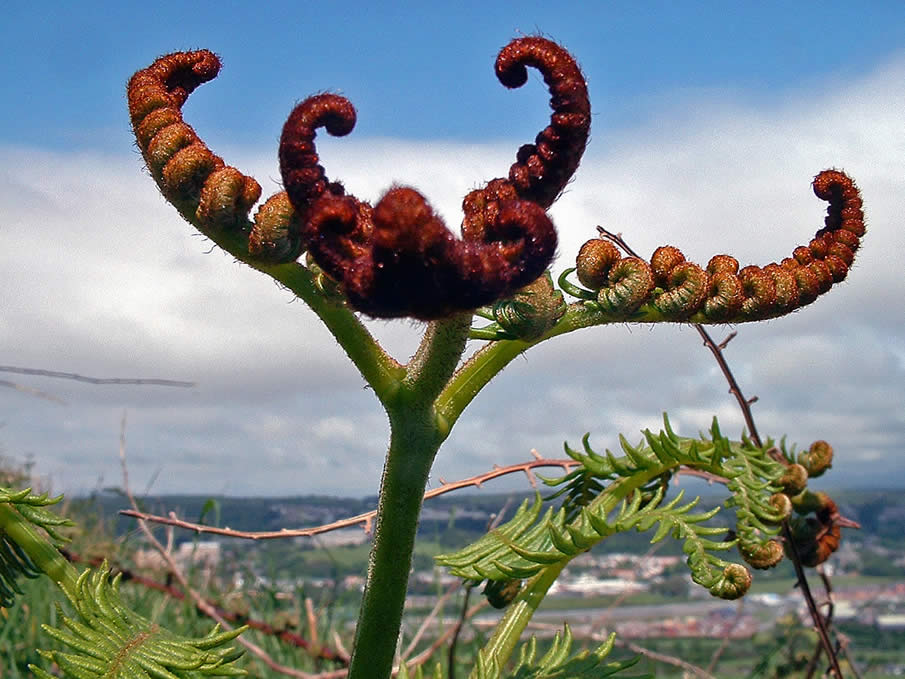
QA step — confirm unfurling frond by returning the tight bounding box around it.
[0,486,72,607]
[30,562,246,679]
[562,169,866,324]
[438,416,818,600]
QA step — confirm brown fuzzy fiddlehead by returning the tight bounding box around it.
[129,51,263,235]
[127,39,589,320]
[130,43,863,326]
[278,36,587,319]
[565,169,866,323]
[494,36,591,208]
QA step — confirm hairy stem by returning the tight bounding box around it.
[349,315,469,679]
[403,314,472,405]
[348,409,441,679]
[0,503,78,592]
[194,225,404,404]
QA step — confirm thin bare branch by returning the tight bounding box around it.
[400,600,488,675]
[614,636,718,679]
[705,599,745,674]
[118,411,329,679]
[120,457,579,540]
[400,580,460,661]
[0,364,194,387]
[693,325,763,449]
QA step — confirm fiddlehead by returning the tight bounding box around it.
[471,272,566,341]
[798,440,833,478]
[494,36,591,209]
[128,52,263,237]
[562,169,866,323]
[787,490,848,567]
[278,36,588,319]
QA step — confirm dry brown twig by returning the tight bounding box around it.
[115,412,511,678]
[705,599,745,674]
[400,580,461,662]
[119,457,578,540]
[0,379,67,404]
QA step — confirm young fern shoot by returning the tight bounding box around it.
[1,34,869,679]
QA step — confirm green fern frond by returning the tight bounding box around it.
[541,415,714,520]
[0,485,73,545]
[439,417,792,599]
[30,562,247,679]
[715,424,788,569]
[474,628,649,679]
[437,483,749,598]
[0,486,74,607]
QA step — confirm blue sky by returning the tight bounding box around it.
[1,3,903,497]
[6,2,905,148]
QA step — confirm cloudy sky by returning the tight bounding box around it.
[1,3,903,497]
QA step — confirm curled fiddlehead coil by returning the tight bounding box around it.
[740,539,785,570]
[489,272,566,341]
[565,170,866,322]
[709,563,753,599]
[127,50,307,261]
[279,36,588,319]
[787,491,850,567]
[576,239,621,290]
[494,36,591,208]
[778,463,809,496]
[798,440,833,478]
[574,246,655,313]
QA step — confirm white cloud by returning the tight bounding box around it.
[1,54,903,496]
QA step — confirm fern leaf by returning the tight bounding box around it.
[476,628,650,679]
[0,486,73,606]
[30,562,246,679]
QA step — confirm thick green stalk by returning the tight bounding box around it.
[348,316,470,679]
[347,408,441,679]
[0,503,79,592]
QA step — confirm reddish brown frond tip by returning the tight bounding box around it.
[277,39,577,320]
[128,50,263,233]
[570,168,866,322]
[496,37,591,208]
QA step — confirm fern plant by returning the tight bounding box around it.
[1,35,868,679]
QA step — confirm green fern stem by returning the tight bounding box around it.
[0,503,78,593]
[441,300,656,426]
[348,315,469,679]
[471,469,663,678]
[199,226,404,405]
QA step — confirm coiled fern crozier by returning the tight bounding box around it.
[4,36,868,679]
